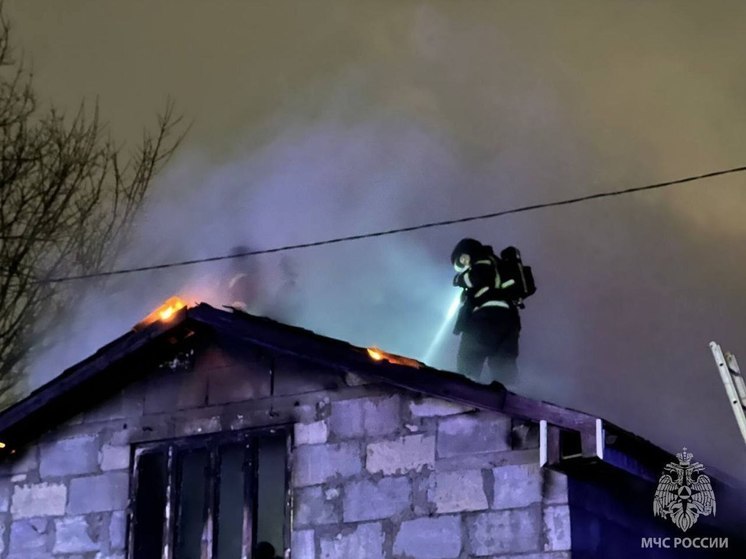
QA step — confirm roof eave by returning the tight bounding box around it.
[0,307,189,448]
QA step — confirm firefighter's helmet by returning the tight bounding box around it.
[451,238,486,271]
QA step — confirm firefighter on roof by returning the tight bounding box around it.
[451,238,522,385]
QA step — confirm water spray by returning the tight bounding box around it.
[422,290,462,364]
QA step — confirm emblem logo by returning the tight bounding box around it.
[653,448,716,532]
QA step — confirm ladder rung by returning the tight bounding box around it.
[710,342,746,447]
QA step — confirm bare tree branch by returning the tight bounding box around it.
[0,7,185,405]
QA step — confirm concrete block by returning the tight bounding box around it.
[544,469,569,504]
[67,473,129,514]
[429,470,488,513]
[110,511,127,550]
[329,396,400,439]
[543,505,572,551]
[9,518,50,552]
[343,476,411,522]
[294,486,339,526]
[292,443,362,487]
[292,529,315,558]
[39,436,99,479]
[408,398,474,417]
[492,464,542,509]
[99,445,131,472]
[10,483,67,518]
[393,515,462,559]
[294,420,329,446]
[437,414,510,458]
[53,516,102,553]
[366,434,435,475]
[319,522,384,559]
[467,507,542,556]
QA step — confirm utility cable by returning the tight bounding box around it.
[37,164,746,284]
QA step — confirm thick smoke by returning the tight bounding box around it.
[29,106,464,377]
[11,1,746,481]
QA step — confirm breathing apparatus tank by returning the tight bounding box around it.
[498,246,536,306]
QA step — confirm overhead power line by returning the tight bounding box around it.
[38,164,746,284]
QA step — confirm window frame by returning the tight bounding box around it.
[126,426,292,559]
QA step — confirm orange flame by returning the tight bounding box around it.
[366,346,423,368]
[367,347,385,361]
[134,296,187,330]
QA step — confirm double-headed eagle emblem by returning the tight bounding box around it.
[653,448,716,532]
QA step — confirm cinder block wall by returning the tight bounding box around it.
[291,393,571,559]
[0,344,571,559]
[0,420,131,559]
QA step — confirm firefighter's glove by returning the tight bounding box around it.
[453,271,471,288]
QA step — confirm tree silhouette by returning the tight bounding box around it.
[0,6,184,404]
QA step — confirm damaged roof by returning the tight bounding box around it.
[0,303,737,491]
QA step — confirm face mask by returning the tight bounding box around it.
[453,254,470,272]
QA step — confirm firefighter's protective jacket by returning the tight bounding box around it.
[452,253,520,334]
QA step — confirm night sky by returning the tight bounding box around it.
[7,1,746,481]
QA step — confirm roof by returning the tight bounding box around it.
[0,304,737,491]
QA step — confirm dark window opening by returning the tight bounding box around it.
[175,448,209,559]
[217,445,246,559]
[129,429,289,559]
[559,428,583,459]
[132,451,167,558]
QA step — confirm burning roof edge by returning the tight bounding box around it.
[0,303,741,491]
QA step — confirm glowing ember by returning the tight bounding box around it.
[134,296,187,330]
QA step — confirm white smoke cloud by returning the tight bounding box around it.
[29,99,465,382]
